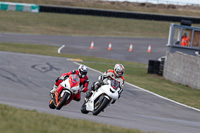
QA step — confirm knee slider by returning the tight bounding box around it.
[75,98,80,101]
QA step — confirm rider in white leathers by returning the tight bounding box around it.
[86,64,125,103]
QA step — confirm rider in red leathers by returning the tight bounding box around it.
[50,65,89,102]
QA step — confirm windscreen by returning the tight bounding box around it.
[71,74,80,83]
[110,79,120,90]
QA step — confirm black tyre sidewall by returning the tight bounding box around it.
[92,97,110,116]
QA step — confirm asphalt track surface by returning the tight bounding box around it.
[0,33,168,64]
[1,51,200,133]
[0,33,200,133]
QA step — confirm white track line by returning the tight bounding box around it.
[57,45,65,54]
[74,61,200,112]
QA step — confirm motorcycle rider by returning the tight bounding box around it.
[85,64,125,104]
[50,65,89,102]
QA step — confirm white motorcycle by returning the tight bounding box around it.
[81,79,121,116]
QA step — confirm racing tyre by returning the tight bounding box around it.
[49,99,56,109]
[56,92,70,110]
[93,97,110,116]
[81,101,89,114]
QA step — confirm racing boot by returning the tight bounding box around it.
[85,91,93,100]
[111,100,116,104]
[50,84,58,95]
[85,83,95,100]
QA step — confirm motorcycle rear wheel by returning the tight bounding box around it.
[93,97,110,116]
[56,92,70,110]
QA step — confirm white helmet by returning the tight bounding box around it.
[78,65,88,78]
[114,64,125,77]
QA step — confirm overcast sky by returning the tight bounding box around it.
[105,0,200,5]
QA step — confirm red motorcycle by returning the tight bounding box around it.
[49,74,81,110]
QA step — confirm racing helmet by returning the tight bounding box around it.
[78,65,88,78]
[114,64,125,77]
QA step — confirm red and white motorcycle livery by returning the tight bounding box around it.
[49,74,81,110]
[81,78,121,116]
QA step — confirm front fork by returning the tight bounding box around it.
[50,93,57,106]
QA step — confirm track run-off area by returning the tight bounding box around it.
[0,33,168,64]
[0,33,200,133]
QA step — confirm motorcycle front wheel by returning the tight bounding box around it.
[56,92,70,110]
[92,96,110,116]
[49,99,56,109]
[81,101,89,114]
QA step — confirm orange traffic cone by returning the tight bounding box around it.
[147,45,151,53]
[90,41,94,50]
[108,42,112,51]
[129,43,133,52]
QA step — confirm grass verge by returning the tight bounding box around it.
[1,0,200,17]
[0,10,171,38]
[1,42,200,110]
[0,104,145,133]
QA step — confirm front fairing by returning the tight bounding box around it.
[85,80,120,111]
[99,85,119,100]
[60,74,80,94]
